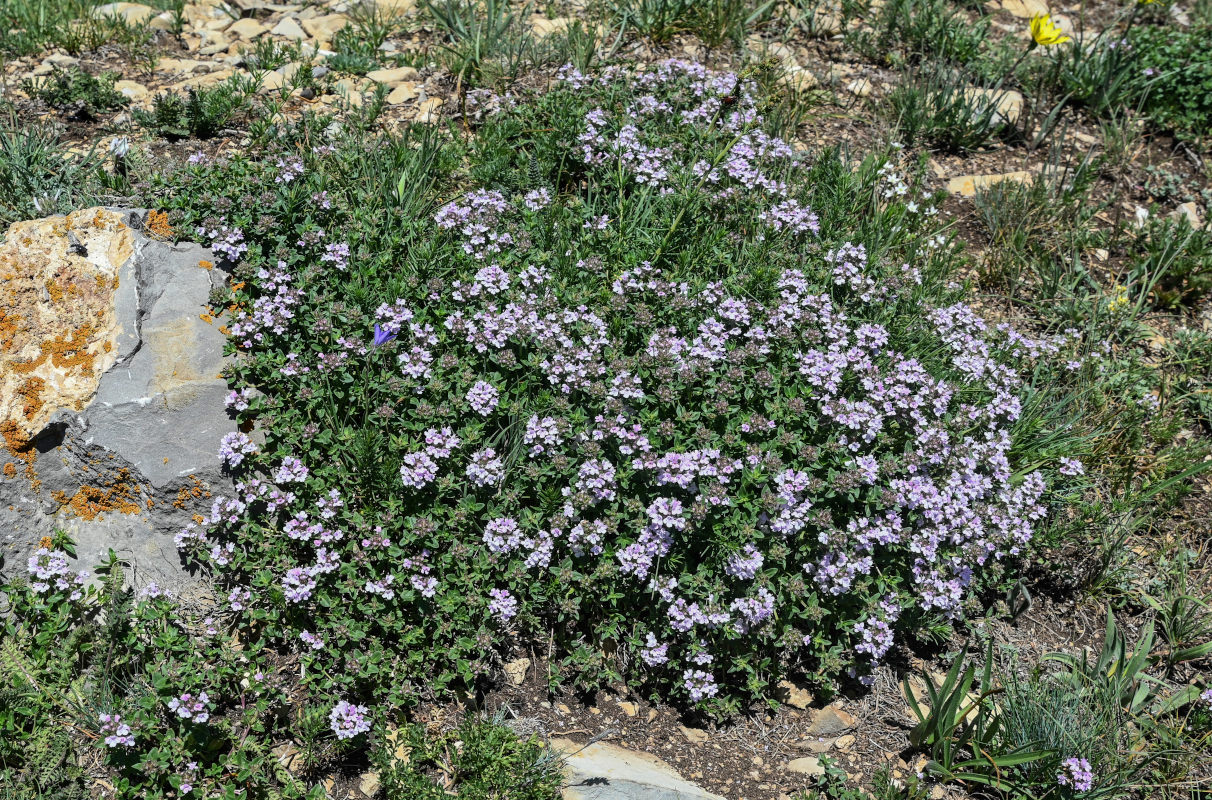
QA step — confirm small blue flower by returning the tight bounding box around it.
[372,324,397,348]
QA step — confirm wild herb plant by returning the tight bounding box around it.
[22,67,129,115]
[150,61,1106,727]
[133,76,258,140]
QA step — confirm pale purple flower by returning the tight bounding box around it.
[466,380,500,415]
[1057,757,1093,793]
[100,713,135,747]
[329,700,371,739]
[488,588,518,622]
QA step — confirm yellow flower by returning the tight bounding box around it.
[1029,13,1071,46]
[1108,285,1129,313]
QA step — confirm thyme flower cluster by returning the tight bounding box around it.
[180,60,1081,710]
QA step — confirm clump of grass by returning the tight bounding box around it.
[887,65,1012,152]
[0,113,102,225]
[424,0,545,88]
[1129,215,1212,310]
[848,0,989,68]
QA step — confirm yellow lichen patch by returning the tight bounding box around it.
[145,210,173,240]
[2,463,16,478]
[38,535,53,549]
[52,468,144,520]
[198,259,214,270]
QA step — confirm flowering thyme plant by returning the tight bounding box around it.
[162,60,1092,717]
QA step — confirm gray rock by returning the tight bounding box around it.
[0,210,237,596]
[551,738,725,800]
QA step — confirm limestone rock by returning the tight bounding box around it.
[776,679,814,709]
[385,82,418,104]
[302,13,350,41]
[415,96,443,122]
[92,2,159,24]
[227,18,269,39]
[358,770,381,796]
[372,0,417,15]
[530,15,574,36]
[0,209,237,594]
[271,17,307,40]
[114,80,150,104]
[962,87,1023,124]
[786,756,826,776]
[1173,201,1205,230]
[678,725,708,743]
[991,0,1048,18]
[846,77,874,97]
[366,65,420,85]
[805,705,857,737]
[503,657,530,686]
[550,738,726,800]
[946,170,1034,197]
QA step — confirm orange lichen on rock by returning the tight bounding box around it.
[198,259,214,270]
[2,463,16,478]
[1,208,131,445]
[16,377,46,420]
[42,324,98,372]
[52,468,144,520]
[145,210,173,240]
[0,307,23,352]
[1,420,34,462]
[46,279,64,303]
[173,475,211,509]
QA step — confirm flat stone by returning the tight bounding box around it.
[365,65,420,85]
[991,0,1048,18]
[617,701,638,717]
[503,657,530,686]
[779,66,818,92]
[358,770,381,796]
[962,87,1023,124]
[846,78,874,97]
[157,57,211,74]
[259,63,300,92]
[301,13,349,40]
[678,725,708,743]
[530,15,574,36]
[385,82,417,104]
[148,10,176,30]
[1173,201,1205,230]
[92,2,158,24]
[550,738,726,800]
[805,705,857,737]
[114,80,149,103]
[168,67,236,92]
[415,96,442,121]
[946,170,1034,196]
[776,679,814,709]
[227,18,269,39]
[271,17,307,40]
[372,0,417,15]
[0,209,237,596]
[786,757,826,776]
